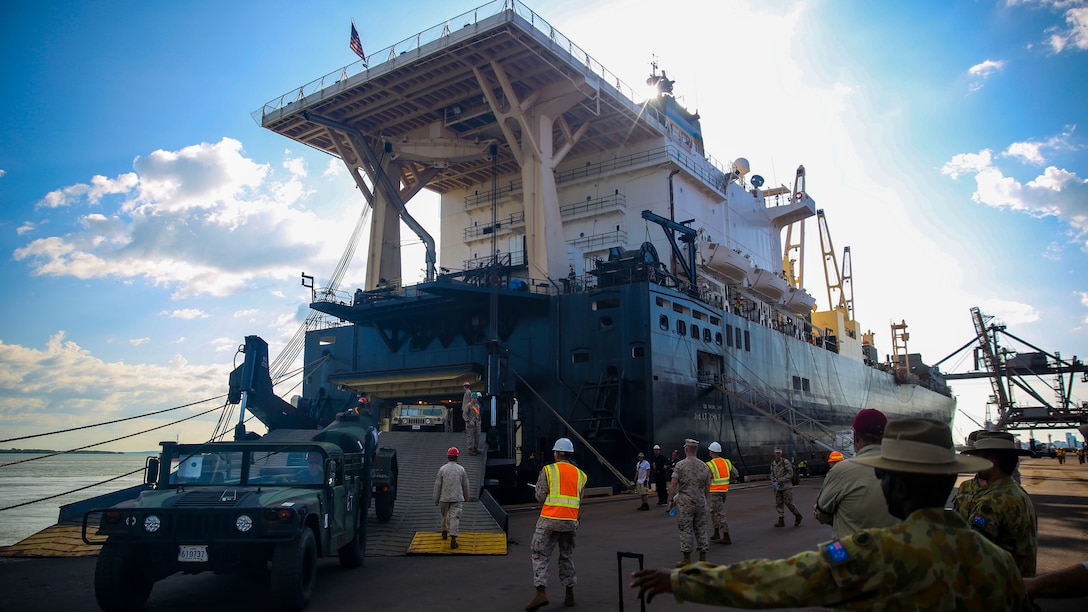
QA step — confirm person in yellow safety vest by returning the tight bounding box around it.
[828,451,845,468]
[706,441,740,545]
[527,437,587,612]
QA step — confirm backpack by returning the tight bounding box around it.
[790,463,800,486]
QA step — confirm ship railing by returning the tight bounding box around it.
[255,1,646,122]
[253,0,739,196]
[464,211,526,241]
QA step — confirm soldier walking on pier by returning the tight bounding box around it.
[770,448,803,527]
[433,446,470,549]
[706,441,739,545]
[652,445,669,506]
[526,437,587,611]
[669,438,711,566]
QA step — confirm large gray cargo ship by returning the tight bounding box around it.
[253,1,955,492]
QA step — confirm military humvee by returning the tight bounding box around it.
[81,337,398,611]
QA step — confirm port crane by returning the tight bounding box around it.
[934,307,1088,431]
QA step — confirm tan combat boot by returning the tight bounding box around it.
[710,528,720,541]
[564,586,575,607]
[720,532,732,545]
[526,586,548,611]
[774,516,785,528]
[675,552,692,567]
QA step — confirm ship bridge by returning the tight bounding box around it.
[254,0,692,289]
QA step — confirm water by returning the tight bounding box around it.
[0,452,156,547]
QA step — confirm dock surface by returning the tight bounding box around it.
[0,457,1084,610]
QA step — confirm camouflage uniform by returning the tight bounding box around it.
[531,462,585,588]
[770,456,801,520]
[668,508,1032,609]
[672,456,711,554]
[956,476,1038,576]
[462,397,481,453]
[951,476,980,517]
[433,461,469,537]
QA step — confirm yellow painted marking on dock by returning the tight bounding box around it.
[407,531,506,555]
[0,524,98,558]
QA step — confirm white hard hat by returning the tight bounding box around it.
[653,444,661,450]
[552,437,574,453]
[708,441,722,453]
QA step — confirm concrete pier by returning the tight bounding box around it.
[0,457,1084,610]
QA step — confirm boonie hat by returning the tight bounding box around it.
[852,408,887,435]
[637,452,645,458]
[955,429,988,452]
[773,447,782,453]
[960,431,1032,457]
[684,438,699,448]
[853,419,992,474]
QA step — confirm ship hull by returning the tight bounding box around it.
[304,280,954,490]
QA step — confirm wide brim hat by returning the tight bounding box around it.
[853,419,992,474]
[960,431,1033,457]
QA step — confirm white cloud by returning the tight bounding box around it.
[12,138,357,298]
[0,169,6,178]
[942,135,1088,238]
[162,309,208,320]
[979,298,1041,325]
[0,332,231,451]
[16,222,35,235]
[1001,125,1078,164]
[37,172,139,208]
[1046,6,1088,52]
[967,59,1005,91]
[323,159,343,178]
[129,337,150,346]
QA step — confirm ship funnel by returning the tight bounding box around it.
[733,158,750,176]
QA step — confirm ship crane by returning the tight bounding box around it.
[934,306,1088,432]
[816,209,853,319]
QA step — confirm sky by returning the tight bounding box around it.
[1,0,1086,454]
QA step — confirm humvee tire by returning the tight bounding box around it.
[337,507,366,568]
[95,542,153,612]
[375,484,395,523]
[271,528,317,610]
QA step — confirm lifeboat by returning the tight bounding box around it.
[749,267,789,302]
[702,243,752,284]
[780,287,816,315]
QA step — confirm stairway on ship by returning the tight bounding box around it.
[364,431,505,556]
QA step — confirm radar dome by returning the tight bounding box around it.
[733,158,750,176]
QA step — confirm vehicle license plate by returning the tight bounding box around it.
[412,424,421,430]
[178,545,208,562]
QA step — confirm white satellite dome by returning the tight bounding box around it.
[733,157,750,176]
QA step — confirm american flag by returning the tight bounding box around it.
[350,21,366,62]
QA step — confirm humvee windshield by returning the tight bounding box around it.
[166,446,329,486]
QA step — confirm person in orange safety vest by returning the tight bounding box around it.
[526,437,587,611]
[706,441,740,545]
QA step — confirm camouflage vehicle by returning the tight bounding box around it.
[391,403,449,431]
[82,337,398,611]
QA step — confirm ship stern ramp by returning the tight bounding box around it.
[367,431,505,556]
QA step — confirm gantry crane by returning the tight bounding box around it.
[934,307,1088,431]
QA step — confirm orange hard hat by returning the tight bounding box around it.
[447,447,459,457]
[828,451,845,463]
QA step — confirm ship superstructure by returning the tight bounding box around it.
[254,1,954,490]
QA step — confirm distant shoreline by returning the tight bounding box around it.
[0,449,153,455]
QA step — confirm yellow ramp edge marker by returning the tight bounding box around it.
[407,531,506,555]
[0,524,99,558]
